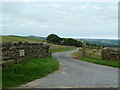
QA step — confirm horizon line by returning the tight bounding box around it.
[1,34,118,40]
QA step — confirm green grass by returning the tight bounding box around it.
[72,52,78,56]
[52,47,77,53]
[1,35,42,42]
[49,43,77,53]
[72,52,119,68]
[2,57,59,88]
[80,57,119,68]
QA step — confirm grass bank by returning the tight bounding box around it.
[1,35,42,42]
[2,57,59,88]
[72,52,119,68]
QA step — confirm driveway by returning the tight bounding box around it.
[21,49,118,88]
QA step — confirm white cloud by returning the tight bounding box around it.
[50,9,61,14]
[109,6,117,9]
[0,17,11,21]
[29,22,62,29]
[2,19,23,27]
[93,6,103,10]
[29,22,51,28]
[35,4,46,7]
[2,18,61,29]
[0,24,2,27]
[79,6,86,9]
[51,3,60,8]
[74,5,86,9]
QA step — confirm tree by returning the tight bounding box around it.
[63,38,82,47]
[46,34,61,44]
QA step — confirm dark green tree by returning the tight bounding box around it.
[46,34,61,44]
[63,38,82,47]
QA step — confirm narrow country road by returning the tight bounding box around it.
[21,49,118,88]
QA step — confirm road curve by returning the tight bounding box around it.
[21,49,118,88]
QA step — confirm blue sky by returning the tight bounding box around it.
[1,2,118,39]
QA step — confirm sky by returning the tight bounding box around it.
[0,1,118,39]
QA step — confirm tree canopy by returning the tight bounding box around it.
[46,34,83,47]
[63,38,82,47]
[46,34,61,44]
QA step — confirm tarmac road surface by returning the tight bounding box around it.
[20,49,118,88]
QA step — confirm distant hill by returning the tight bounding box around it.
[1,35,43,42]
[27,36,46,41]
[77,38,118,47]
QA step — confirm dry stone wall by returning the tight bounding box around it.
[102,47,120,60]
[1,42,51,66]
[78,44,119,61]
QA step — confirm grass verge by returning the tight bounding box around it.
[72,52,119,68]
[72,52,78,56]
[2,57,59,88]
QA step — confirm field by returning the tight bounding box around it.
[50,43,76,53]
[1,35,42,42]
[2,57,59,88]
